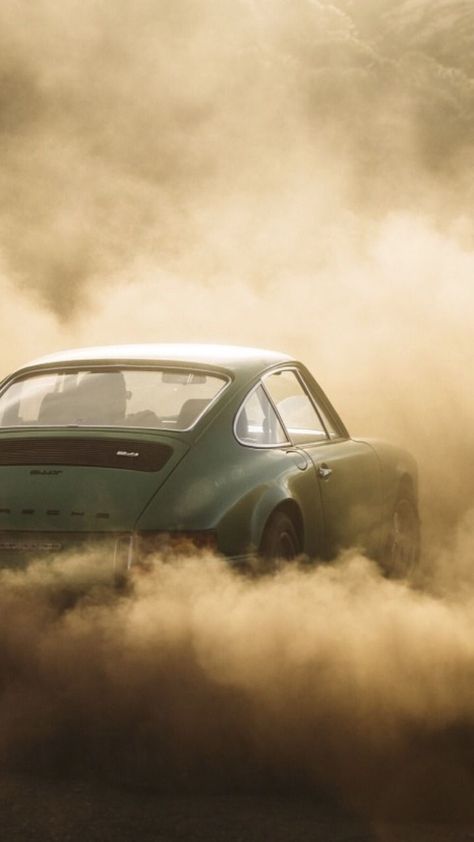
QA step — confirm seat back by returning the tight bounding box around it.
[176,398,210,429]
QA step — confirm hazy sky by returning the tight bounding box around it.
[1,0,472,311]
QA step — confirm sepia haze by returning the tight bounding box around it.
[0,0,473,825]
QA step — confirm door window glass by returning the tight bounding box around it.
[315,402,341,439]
[264,369,327,444]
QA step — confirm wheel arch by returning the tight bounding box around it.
[397,472,419,515]
[257,498,304,554]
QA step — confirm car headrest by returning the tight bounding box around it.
[74,372,127,424]
[176,398,210,429]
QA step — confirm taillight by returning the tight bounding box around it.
[114,531,218,576]
[137,530,218,559]
[114,533,135,574]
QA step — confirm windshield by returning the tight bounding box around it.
[0,368,228,431]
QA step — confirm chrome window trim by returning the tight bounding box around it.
[261,365,332,446]
[295,366,349,439]
[233,381,292,449]
[0,363,232,434]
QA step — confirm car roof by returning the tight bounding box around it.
[17,344,293,378]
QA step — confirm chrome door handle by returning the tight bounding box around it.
[318,464,332,479]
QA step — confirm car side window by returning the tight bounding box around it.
[313,401,340,439]
[235,385,288,447]
[263,369,328,445]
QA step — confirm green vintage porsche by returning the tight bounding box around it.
[0,344,419,575]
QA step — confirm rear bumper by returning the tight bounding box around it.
[0,529,221,574]
[0,530,130,573]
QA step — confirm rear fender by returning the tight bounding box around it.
[206,447,324,558]
[137,435,324,559]
[359,438,419,553]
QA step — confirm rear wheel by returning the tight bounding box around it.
[385,495,420,578]
[259,511,300,570]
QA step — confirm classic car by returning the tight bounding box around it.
[0,344,419,575]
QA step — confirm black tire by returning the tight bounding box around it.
[259,510,300,570]
[385,495,420,578]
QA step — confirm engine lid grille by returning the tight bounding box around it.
[0,438,172,472]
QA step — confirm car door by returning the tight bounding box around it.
[263,368,382,558]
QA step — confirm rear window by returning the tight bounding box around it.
[0,368,228,431]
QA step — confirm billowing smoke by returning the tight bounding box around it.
[1,0,473,310]
[0,0,473,826]
[1,549,474,823]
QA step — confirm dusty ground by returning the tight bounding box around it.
[1,776,473,842]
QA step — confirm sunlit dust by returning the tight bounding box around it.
[0,0,473,827]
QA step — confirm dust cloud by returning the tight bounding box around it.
[0,549,473,823]
[0,0,473,827]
